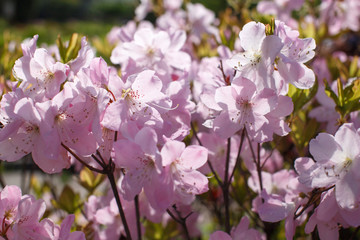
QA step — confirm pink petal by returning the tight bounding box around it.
[165,51,191,71]
[14,98,41,125]
[317,221,339,240]
[213,111,242,139]
[339,206,360,227]
[209,231,232,240]
[132,70,162,102]
[309,133,344,163]
[258,197,294,222]
[169,30,186,51]
[215,86,237,110]
[161,140,185,166]
[135,127,158,155]
[0,131,34,162]
[334,123,360,160]
[252,88,278,115]
[232,77,256,100]
[240,22,266,52]
[335,172,360,210]
[134,28,154,47]
[261,35,283,63]
[317,190,338,221]
[180,145,208,170]
[154,31,171,52]
[144,170,174,210]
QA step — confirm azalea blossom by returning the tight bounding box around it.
[161,140,209,205]
[319,0,360,35]
[226,21,284,90]
[257,0,304,28]
[13,46,69,101]
[209,216,265,240]
[114,127,171,210]
[203,76,278,139]
[296,123,360,210]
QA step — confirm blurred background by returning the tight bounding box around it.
[0,0,228,44]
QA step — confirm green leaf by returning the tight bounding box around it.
[56,35,66,63]
[79,167,105,194]
[144,220,178,240]
[287,80,318,113]
[337,78,344,107]
[334,58,349,81]
[219,29,228,46]
[290,112,319,156]
[54,185,81,214]
[56,33,82,63]
[344,78,360,102]
[65,33,81,63]
[342,78,360,115]
[349,56,359,78]
[323,79,340,106]
[265,18,275,36]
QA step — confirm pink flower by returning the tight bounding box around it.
[161,140,208,205]
[274,20,316,89]
[186,3,219,44]
[226,21,284,90]
[204,76,278,139]
[84,192,138,239]
[110,28,190,75]
[227,21,316,92]
[102,70,172,132]
[257,0,304,28]
[67,37,95,80]
[114,127,171,210]
[319,0,360,35]
[135,0,152,21]
[304,188,360,240]
[296,123,360,210]
[0,185,22,228]
[13,47,69,101]
[210,216,265,240]
[0,96,70,173]
[11,195,46,239]
[197,132,238,180]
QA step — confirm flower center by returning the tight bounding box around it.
[324,157,353,179]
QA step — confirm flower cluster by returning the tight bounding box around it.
[0,185,84,240]
[0,0,359,239]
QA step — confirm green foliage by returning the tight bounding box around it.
[57,33,82,63]
[265,18,275,36]
[290,110,319,156]
[78,167,105,195]
[287,80,318,113]
[144,220,179,240]
[0,31,23,90]
[51,185,82,214]
[324,78,360,122]
[0,20,114,45]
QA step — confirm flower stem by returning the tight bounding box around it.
[229,128,246,183]
[135,195,142,240]
[256,143,263,192]
[62,143,132,240]
[107,165,132,240]
[223,137,232,233]
[245,131,263,192]
[166,206,192,240]
[61,143,105,174]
